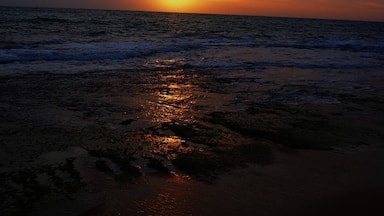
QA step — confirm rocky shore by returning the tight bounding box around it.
[1,68,383,215]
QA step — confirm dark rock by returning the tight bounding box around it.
[120,119,134,125]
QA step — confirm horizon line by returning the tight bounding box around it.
[1,5,383,23]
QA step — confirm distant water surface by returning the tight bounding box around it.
[1,7,383,74]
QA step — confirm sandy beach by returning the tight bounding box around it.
[1,66,383,215]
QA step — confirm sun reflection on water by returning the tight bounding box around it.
[139,66,201,160]
[151,135,192,160]
[145,68,196,125]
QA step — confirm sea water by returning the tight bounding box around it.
[1,7,383,75]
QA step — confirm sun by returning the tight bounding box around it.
[158,0,196,12]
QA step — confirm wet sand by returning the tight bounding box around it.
[1,68,384,215]
[68,148,383,216]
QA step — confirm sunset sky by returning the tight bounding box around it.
[1,0,383,21]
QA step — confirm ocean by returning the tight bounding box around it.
[1,7,383,75]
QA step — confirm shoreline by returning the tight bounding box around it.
[1,69,383,215]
